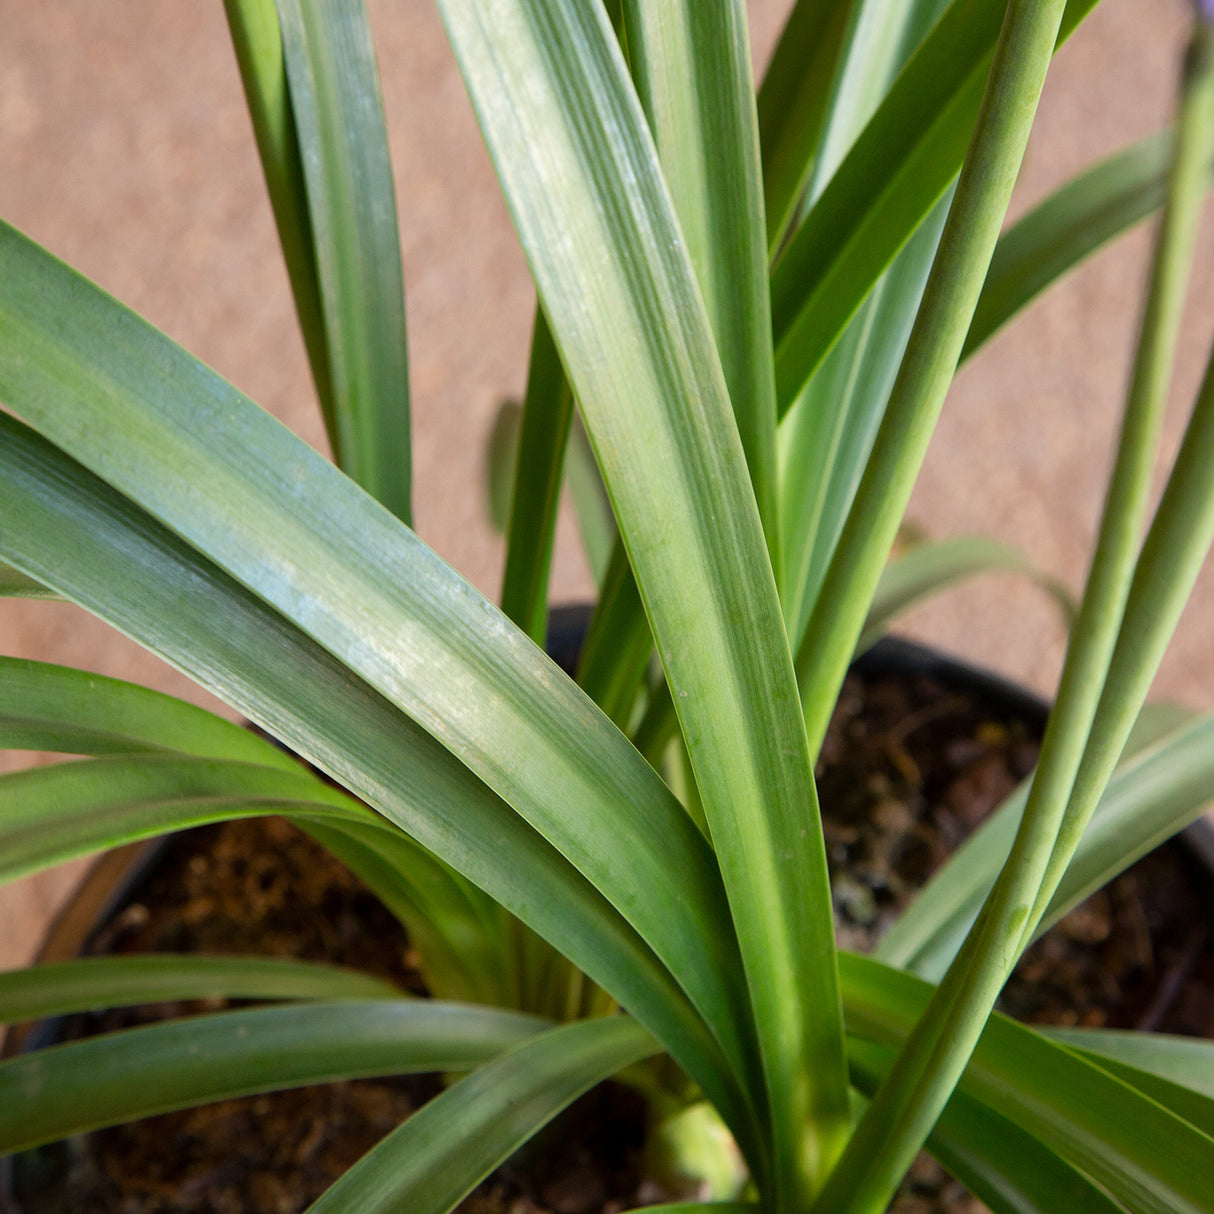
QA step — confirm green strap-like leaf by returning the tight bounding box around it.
[306,1016,657,1214]
[780,194,949,645]
[769,0,1097,413]
[500,312,574,644]
[757,0,857,255]
[846,1037,1124,1214]
[965,128,1214,357]
[0,657,519,1007]
[223,0,335,437]
[0,415,757,1164]
[0,226,759,1148]
[1044,1028,1214,1138]
[857,534,1075,654]
[804,6,1076,1209]
[794,0,953,226]
[0,955,400,1024]
[0,1000,546,1156]
[297,818,518,1008]
[0,754,382,886]
[878,711,1214,979]
[840,953,1214,1214]
[624,0,780,569]
[275,0,412,521]
[774,0,952,632]
[1045,1029,1214,1103]
[576,539,651,728]
[0,656,296,766]
[437,2,847,1195]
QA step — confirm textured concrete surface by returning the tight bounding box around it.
[1,0,1211,968]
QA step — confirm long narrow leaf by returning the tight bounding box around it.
[846,1037,1124,1214]
[1045,1029,1214,1103]
[757,0,857,255]
[564,413,616,584]
[0,225,761,1144]
[296,818,518,1007]
[1043,1028,1214,1138]
[781,196,949,643]
[774,0,953,630]
[0,955,400,1024]
[223,0,335,435]
[0,658,520,1007]
[306,1016,657,1214]
[437,3,847,1195]
[624,0,780,567]
[0,415,758,1163]
[840,953,1214,1214]
[857,534,1074,654]
[0,657,296,766]
[275,0,412,521]
[0,1001,545,1156]
[795,0,953,215]
[575,540,651,728]
[964,128,1214,357]
[500,312,573,643]
[770,0,1097,413]
[878,712,1214,978]
[0,754,381,886]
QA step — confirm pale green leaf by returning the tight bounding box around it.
[0,657,295,766]
[223,0,335,433]
[769,0,1097,412]
[437,2,847,1191]
[858,534,1075,653]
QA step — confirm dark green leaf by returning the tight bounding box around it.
[0,1001,545,1155]
[500,312,574,644]
[307,1016,657,1214]
[0,955,400,1024]
[0,414,756,1161]
[770,0,1098,412]
[275,0,412,520]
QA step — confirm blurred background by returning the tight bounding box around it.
[1,0,1211,965]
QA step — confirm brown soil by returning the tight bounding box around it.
[8,654,1213,1213]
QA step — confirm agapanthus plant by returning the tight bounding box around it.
[1,1,1214,1211]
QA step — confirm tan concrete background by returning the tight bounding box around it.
[1,0,1211,968]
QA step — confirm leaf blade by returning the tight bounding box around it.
[0,223,758,1140]
[0,955,400,1024]
[0,1001,546,1155]
[0,413,757,1161]
[306,1016,658,1214]
[841,953,1214,1214]
[769,0,1098,413]
[275,0,413,520]
[436,1,848,1192]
